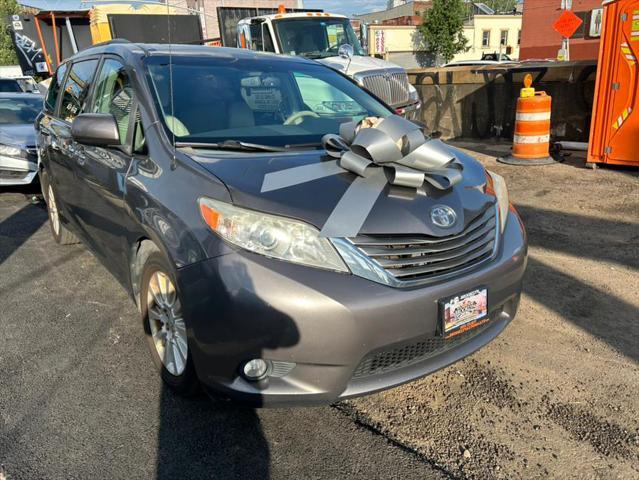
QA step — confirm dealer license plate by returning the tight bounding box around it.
[440,288,488,338]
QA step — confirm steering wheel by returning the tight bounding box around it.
[284,110,320,125]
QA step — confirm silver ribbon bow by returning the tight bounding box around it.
[261,115,463,238]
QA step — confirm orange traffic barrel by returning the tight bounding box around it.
[499,74,557,165]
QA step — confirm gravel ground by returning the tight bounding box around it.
[341,143,639,479]
[1,143,638,480]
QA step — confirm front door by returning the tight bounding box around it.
[71,57,138,283]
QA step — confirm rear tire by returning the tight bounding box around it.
[140,248,199,396]
[41,170,78,245]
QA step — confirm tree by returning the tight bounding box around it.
[483,0,518,14]
[0,0,20,66]
[419,0,469,64]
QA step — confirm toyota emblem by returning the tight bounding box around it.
[430,205,457,228]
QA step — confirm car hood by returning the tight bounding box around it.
[317,55,404,76]
[0,124,36,147]
[190,146,492,237]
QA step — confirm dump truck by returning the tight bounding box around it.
[236,11,421,119]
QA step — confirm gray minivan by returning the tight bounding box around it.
[37,41,527,406]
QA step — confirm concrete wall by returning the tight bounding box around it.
[408,61,597,142]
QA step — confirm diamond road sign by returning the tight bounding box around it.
[553,10,583,38]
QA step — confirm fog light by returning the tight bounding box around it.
[242,359,269,381]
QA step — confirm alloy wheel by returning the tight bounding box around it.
[146,270,188,376]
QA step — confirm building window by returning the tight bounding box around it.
[482,30,490,47]
[500,30,508,46]
[518,29,521,45]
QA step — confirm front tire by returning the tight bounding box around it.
[140,250,199,396]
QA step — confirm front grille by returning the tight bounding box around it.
[352,322,490,378]
[358,70,411,107]
[349,205,498,284]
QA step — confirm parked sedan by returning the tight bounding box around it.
[0,93,43,186]
[37,42,527,407]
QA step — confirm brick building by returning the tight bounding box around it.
[181,0,302,40]
[519,0,603,60]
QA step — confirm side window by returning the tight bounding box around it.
[45,63,68,114]
[91,59,133,145]
[263,26,276,53]
[132,110,147,155]
[249,23,263,51]
[60,59,98,122]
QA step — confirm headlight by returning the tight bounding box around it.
[199,197,349,273]
[0,144,21,156]
[408,84,420,103]
[486,170,509,232]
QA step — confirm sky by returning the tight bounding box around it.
[303,0,525,17]
[303,0,388,17]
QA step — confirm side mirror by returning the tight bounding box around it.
[71,113,120,146]
[338,44,354,60]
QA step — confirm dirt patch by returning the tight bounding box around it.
[341,146,639,479]
[546,402,639,459]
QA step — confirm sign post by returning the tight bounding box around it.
[553,7,583,61]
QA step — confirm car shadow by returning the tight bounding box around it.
[516,205,639,271]
[524,256,639,364]
[519,202,638,363]
[155,259,300,480]
[0,201,47,266]
[155,392,269,480]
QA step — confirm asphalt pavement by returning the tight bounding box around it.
[0,187,445,480]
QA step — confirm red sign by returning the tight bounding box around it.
[553,10,583,38]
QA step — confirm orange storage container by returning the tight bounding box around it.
[588,0,639,167]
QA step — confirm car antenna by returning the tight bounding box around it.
[166,1,177,171]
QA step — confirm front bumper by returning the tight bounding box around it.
[177,210,527,407]
[0,155,37,186]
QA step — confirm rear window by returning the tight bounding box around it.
[0,97,43,124]
[0,79,23,93]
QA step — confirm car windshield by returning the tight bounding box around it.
[0,79,23,93]
[273,18,365,58]
[146,55,390,148]
[0,97,42,124]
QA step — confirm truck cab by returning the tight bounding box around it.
[236,12,421,119]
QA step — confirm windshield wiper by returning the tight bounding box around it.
[299,52,330,59]
[176,140,287,152]
[284,142,323,149]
